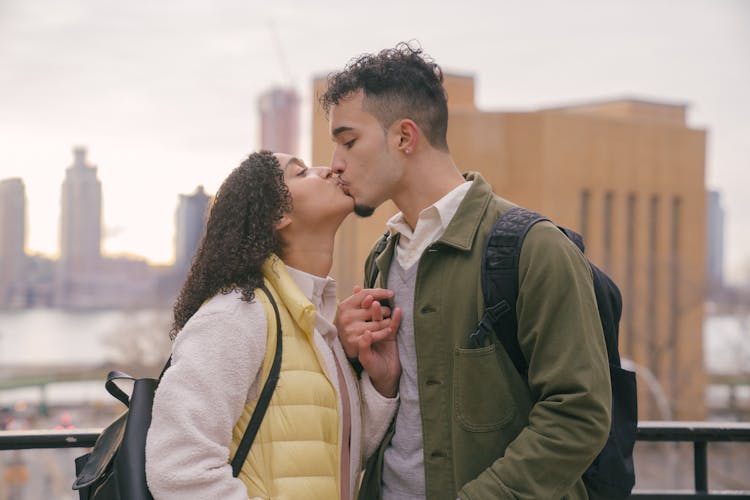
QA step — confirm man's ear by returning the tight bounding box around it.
[275,214,292,231]
[395,119,419,155]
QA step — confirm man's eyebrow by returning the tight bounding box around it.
[332,126,353,138]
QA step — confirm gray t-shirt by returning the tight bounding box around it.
[382,254,425,500]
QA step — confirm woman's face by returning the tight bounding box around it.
[274,152,354,228]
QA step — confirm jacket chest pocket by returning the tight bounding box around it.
[453,344,517,432]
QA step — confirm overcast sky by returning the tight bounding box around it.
[1,0,748,282]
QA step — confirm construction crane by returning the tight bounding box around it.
[267,19,293,86]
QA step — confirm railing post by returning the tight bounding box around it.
[693,440,708,493]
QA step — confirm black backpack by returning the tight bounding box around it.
[470,206,637,500]
[368,205,637,500]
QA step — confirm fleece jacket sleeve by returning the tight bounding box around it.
[145,295,267,500]
[360,372,399,459]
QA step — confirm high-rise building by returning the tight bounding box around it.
[59,147,102,269]
[57,147,102,307]
[174,185,210,271]
[258,87,299,155]
[55,147,163,309]
[706,190,725,293]
[0,178,27,306]
[312,75,707,420]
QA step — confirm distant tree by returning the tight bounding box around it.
[102,309,172,377]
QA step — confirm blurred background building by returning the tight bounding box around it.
[155,184,213,300]
[56,147,103,308]
[0,147,213,310]
[313,74,708,421]
[706,189,725,295]
[59,147,102,270]
[258,87,300,156]
[0,177,27,307]
[174,185,211,273]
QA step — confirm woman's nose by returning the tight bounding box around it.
[312,166,333,178]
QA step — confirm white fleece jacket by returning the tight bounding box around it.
[145,267,398,500]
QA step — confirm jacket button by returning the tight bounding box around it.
[420,305,436,314]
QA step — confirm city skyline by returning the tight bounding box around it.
[0,147,212,265]
[1,0,748,281]
[0,145,213,308]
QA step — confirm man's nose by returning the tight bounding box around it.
[331,151,345,175]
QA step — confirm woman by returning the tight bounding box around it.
[145,151,401,500]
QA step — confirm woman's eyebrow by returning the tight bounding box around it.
[284,156,305,173]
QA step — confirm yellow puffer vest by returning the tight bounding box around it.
[229,256,340,500]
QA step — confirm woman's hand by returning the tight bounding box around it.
[358,307,402,398]
[336,286,396,359]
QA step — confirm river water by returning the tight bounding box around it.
[2,309,747,367]
[0,308,748,405]
[0,308,172,406]
[0,308,172,366]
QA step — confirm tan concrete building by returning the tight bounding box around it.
[311,75,707,421]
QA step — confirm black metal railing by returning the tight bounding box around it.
[1,421,749,497]
[0,427,99,450]
[629,421,750,499]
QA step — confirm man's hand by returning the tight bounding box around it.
[359,307,402,398]
[336,286,396,358]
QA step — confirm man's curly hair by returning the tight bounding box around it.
[319,41,449,151]
[170,151,292,338]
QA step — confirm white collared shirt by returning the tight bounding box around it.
[285,265,338,345]
[386,181,472,269]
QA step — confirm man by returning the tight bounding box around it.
[323,43,611,500]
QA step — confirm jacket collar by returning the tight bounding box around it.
[435,172,492,251]
[373,172,492,286]
[261,254,317,336]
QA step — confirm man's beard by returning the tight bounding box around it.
[354,203,375,217]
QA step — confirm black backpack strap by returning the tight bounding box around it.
[105,358,173,408]
[367,231,391,288]
[590,262,623,367]
[230,283,283,477]
[472,206,549,377]
[157,357,172,380]
[558,226,585,253]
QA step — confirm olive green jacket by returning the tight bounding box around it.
[358,173,611,500]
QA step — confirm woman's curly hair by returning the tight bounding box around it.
[170,151,292,338]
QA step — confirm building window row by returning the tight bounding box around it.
[579,190,682,374]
